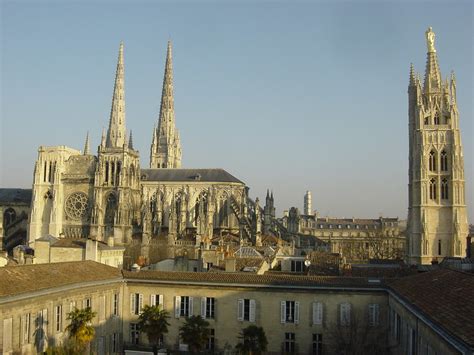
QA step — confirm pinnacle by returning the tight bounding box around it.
[83,131,90,155]
[128,130,134,150]
[409,63,416,86]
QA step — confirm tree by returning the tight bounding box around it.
[235,325,268,355]
[179,315,210,353]
[65,307,96,354]
[138,305,170,355]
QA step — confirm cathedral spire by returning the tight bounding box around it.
[128,130,134,150]
[83,131,90,155]
[101,128,106,148]
[106,41,126,148]
[150,40,182,168]
[423,27,442,93]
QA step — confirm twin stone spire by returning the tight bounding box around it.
[93,40,181,168]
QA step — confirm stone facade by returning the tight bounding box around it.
[407,28,469,264]
[1,261,472,354]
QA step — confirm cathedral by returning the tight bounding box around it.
[406,27,469,264]
[26,41,260,264]
[0,28,470,266]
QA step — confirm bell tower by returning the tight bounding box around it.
[407,27,469,264]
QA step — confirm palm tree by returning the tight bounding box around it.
[235,325,268,355]
[179,315,210,353]
[65,307,96,354]
[138,305,170,355]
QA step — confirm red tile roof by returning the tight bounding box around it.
[388,268,474,348]
[123,269,384,288]
[0,261,122,298]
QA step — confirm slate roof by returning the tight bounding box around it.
[123,269,384,288]
[388,268,474,348]
[0,261,122,298]
[140,168,244,184]
[0,188,32,204]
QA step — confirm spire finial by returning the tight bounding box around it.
[423,28,441,93]
[106,41,126,148]
[83,131,90,155]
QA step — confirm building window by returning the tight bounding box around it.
[55,305,62,332]
[113,294,119,316]
[206,329,215,351]
[434,112,440,125]
[151,294,164,308]
[339,303,351,326]
[175,296,193,318]
[337,224,342,229]
[429,179,437,200]
[130,323,139,345]
[130,293,143,315]
[238,299,256,322]
[284,332,296,353]
[201,297,215,319]
[438,240,442,256]
[440,150,448,171]
[84,298,91,309]
[441,179,448,200]
[312,302,323,325]
[312,333,323,355]
[112,333,118,353]
[368,304,379,326]
[395,313,401,343]
[291,260,304,272]
[429,151,436,171]
[281,301,299,324]
[22,313,30,344]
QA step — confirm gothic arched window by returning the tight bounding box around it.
[3,208,16,228]
[434,112,440,125]
[441,179,449,200]
[440,150,448,171]
[429,151,437,171]
[105,193,117,225]
[429,178,437,200]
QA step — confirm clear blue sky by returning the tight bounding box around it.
[1,0,473,221]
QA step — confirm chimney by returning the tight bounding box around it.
[225,257,236,272]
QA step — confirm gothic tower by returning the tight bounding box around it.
[90,42,141,243]
[407,27,468,265]
[150,41,182,169]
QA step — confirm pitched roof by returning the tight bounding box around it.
[140,168,244,184]
[123,269,384,288]
[0,188,32,204]
[388,268,474,348]
[0,261,122,298]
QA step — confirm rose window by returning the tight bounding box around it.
[65,192,89,220]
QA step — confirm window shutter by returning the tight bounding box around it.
[42,308,48,334]
[313,302,323,325]
[281,301,286,324]
[189,297,194,316]
[237,299,244,321]
[175,296,181,318]
[201,297,207,318]
[151,294,156,307]
[249,299,256,323]
[294,301,300,324]
[130,294,136,315]
[159,295,164,307]
[138,294,143,313]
